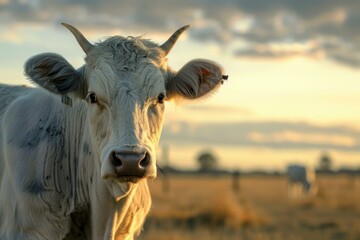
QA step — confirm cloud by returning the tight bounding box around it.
[247,131,356,148]
[234,42,324,60]
[230,1,360,67]
[1,0,359,67]
[164,104,254,123]
[161,121,360,151]
[185,105,253,115]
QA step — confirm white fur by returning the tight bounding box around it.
[0,27,225,239]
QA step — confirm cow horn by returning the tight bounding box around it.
[160,25,191,55]
[62,23,94,54]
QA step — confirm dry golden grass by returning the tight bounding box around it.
[139,175,360,240]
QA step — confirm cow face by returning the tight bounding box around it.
[84,45,167,183]
[25,23,225,188]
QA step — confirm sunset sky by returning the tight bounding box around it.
[1,0,360,171]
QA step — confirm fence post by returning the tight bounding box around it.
[232,170,240,192]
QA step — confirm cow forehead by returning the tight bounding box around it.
[88,35,164,68]
[88,57,166,102]
[85,36,166,101]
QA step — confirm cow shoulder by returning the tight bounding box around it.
[2,90,68,196]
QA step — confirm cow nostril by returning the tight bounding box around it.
[139,152,150,168]
[111,152,123,167]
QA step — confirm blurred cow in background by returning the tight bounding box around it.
[287,164,317,199]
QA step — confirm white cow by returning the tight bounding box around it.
[0,23,226,239]
[287,164,317,199]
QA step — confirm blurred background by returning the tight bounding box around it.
[1,1,360,239]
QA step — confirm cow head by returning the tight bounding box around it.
[25,23,225,196]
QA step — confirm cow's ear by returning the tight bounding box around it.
[24,53,86,98]
[166,59,226,101]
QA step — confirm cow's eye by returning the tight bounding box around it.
[87,92,98,104]
[157,93,166,104]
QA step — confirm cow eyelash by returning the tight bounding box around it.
[157,93,166,104]
[86,92,98,104]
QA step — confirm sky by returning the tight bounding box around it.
[1,0,360,171]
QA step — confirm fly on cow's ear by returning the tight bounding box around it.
[86,92,98,104]
[157,93,166,104]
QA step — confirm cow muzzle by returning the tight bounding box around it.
[101,147,156,182]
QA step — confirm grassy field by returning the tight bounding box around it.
[139,174,360,240]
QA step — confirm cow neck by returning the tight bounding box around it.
[63,100,151,239]
[61,101,92,211]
